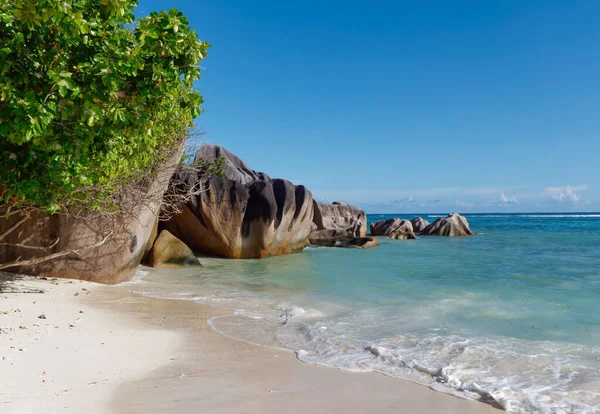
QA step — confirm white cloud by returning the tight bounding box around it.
[311,186,511,203]
[499,192,519,205]
[543,185,589,203]
[455,200,474,208]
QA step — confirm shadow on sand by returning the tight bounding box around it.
[0,272,44,294]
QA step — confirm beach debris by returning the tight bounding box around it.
[38,314,46,319]
[79,310,84,314]
[74,292,79,296]
[68,324,75,328]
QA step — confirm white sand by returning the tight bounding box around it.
[0,274,177,413]
[1,273,499,414]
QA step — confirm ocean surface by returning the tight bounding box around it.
[122,213,600,413]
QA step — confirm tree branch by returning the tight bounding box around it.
[0,213,30,242]
[0,238,59,251]
[0,232,112,271]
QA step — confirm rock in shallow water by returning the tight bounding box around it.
[420,213,475,236]
[334,237,380,249]
[410,217,430,233]
[308,229,353,246]
[310,235,380,249]
[149,230,200,268]
[370,218,416,239]
[163,169,314,258]
[312,201,367,237]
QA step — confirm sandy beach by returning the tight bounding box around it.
[1,273,498,413]
[0,274,177,413]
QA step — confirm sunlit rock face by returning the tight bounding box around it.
[420,213,475,236]
[313,201,367,238]
[163,169,314,259]
[0,146,183,284]
[410,217,430,234]
[370,218,416,240]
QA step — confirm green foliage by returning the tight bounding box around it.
[0,0,209,211]
[194,155,227,179]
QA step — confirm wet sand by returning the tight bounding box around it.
[1,273,499,413]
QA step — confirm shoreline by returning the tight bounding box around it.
[1,273,499,413]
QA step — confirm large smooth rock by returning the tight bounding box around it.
[410,217,430,234]
[194,144,270,184]
[163,169,314,258]
[0,145,183,284]
[313,201,367,237]
[370,218,416,239]
[420,213,475,236]
[149,230,200,268]
[142,217,159,263]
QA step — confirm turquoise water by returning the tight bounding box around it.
[123,213,600,413]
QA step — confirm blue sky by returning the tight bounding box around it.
[141,1,599,213]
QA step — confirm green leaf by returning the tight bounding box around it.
[47,69,58,81]
[2,0,209,211]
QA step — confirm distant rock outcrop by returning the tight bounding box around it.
[420,213,475,236]
[149,230,201,268]
[410,217,430,234]
[312,201,367,237]
[370,218,416,239]
[194,144,270,184]
[163,169,314,258]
